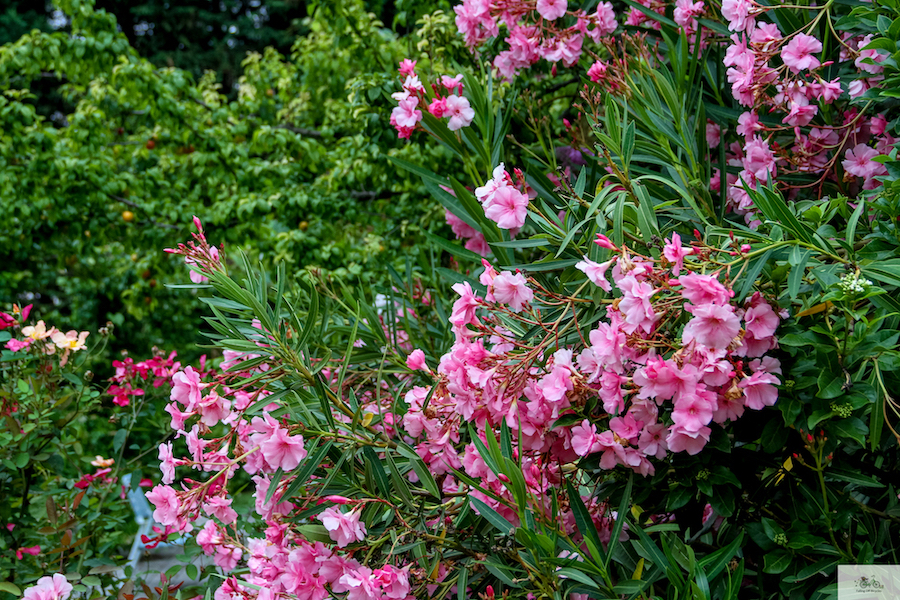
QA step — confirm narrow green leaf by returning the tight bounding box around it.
[265,468,285,504]
[737,249,773,302]
[425,231,484,264]
[566,481,608,565]
[470,496,515,535]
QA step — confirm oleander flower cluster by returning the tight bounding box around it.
[454,0,617,79]
[399,229,782,524]
[449,0,893,227]
[146,216,783,600]
[444,164,535,256]
[716,15,893,225]
[389,60,475,139]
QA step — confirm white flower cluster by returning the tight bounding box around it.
[838,272,873,294]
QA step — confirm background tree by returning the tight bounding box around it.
[0,0,460,366]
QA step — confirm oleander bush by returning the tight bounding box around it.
[4,0,900,598]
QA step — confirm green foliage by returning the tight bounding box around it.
[391,27,900,596]
[0,0,450,364]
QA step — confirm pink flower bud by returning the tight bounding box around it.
[325,495,352,504]
[594,233,618,251]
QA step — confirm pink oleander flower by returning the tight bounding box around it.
[165,401,192,431]
[678,273,732,306]
[445,95,475,131]
[537,0,568,20]
[374,565,411,600]
[683,303,742,349]
[666,424,711,455]
[259,424,308,471]
[609,414,643,442]
[541,352,575,404]
[738,301,779,356]
[587,61,608,83]
[398,59,417,76]
[441,74,464,95]
[391,96,423,130]
[634,357,699,401]
[406,348,430,372]
[204,496,238,524]
[318,506,367,547]
[617,276,658,334]
[402,74,424,93]
[197,390,231,427]
[638,423,669,459]
[484,186,529,229]
[740,370,780,409]
[476,163,509,203]
[722,0,755,31]
[480,259,499,300]
[571,420,600,456]
[465,232,491,256]
[783,93,817,127]
[595,430,628,468]
[781,33,822,73]
[446,208,476,241]
[492,271,534,312]
[450,282,480,328]
[743,136,777,181]
[23,574,72,600]
[816,78,843,103]
[171,365,204,411]
[751,22,781,46]
[663,232,693,275]
[736,111,761,137]
[674,0,704,26]
[428,97,447,118]
[283,564,328,600]
[842,144,885,180]
[196,520,220,554]
[594,2,617,36]
[215,578,245,600]
[159,441,177,484]
[672,390,715,432]
[146,484,180,527]
[575,256,613,291]
[856,35,887,73]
